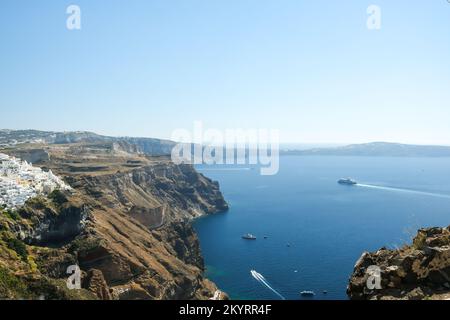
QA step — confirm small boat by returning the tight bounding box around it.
[242,233,257,240]
[300,291,316,297]
[338,178,357,185]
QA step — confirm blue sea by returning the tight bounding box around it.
[194,156,450,300]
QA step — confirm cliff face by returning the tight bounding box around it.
[0,143,228,300]
[65,163,228,300]
[348,226,450,300]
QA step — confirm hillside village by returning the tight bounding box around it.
[0,153,71,209]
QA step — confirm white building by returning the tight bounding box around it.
[0,153,71,209]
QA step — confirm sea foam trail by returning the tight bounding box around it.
[250,270,286,300]
[356,184,450,200]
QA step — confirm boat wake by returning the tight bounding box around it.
[356,184,450,200]
[250,270,286,300]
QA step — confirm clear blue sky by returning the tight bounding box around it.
[1,0,450,144]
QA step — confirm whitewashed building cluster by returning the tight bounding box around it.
[0,153,71,209]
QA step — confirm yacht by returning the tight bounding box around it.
[242,233,257,240]
[338,178,357,185]
[300,291,316,297]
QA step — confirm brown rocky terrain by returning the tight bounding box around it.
[0,142,229,300]
[347,226,450,300]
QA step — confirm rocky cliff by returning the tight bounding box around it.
[347,226,450,300]
[0,142,228,300]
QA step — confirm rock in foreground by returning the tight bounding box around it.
[347,226,450,300]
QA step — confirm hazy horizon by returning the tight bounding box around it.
[2,127,450,148]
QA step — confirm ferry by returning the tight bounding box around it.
[338,178,357,185]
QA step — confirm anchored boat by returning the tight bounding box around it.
[300,291,316,297]
[242,233,257,240]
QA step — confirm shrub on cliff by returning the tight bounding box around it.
[24,196,48,210]
[48,189,68,206]
[1,209,21,221]
[68,237,101,254]
[0,267,31,299]
[3,236,28,261]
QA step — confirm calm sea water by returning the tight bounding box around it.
[194,156,450,300]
